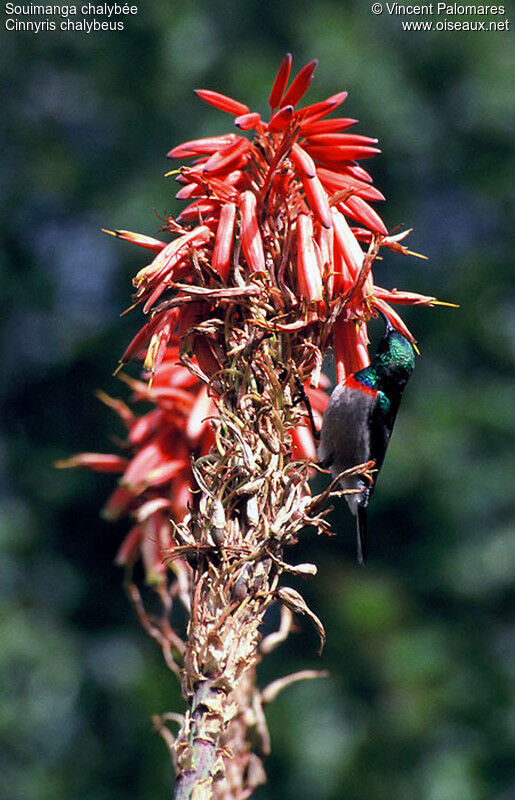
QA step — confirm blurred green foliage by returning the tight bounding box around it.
[1,2,513,799]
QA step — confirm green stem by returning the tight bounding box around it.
[173,680,225,800]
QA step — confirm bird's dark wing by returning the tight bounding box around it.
[367,390,398,493]
[318,383,375,472]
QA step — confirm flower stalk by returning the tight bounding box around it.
[57,54,454,798]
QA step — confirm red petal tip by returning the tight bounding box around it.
[269,52,293,109]
[268,104,294,132]
[234,112,261,130]
[280,59,318,109]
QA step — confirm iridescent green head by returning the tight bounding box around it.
[372,312,415,388]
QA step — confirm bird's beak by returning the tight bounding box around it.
[375,307,394,334]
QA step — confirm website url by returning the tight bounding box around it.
[402,17,510,28]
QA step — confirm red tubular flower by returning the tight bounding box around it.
[212,201,237,280]
[299,91,348,123]
[331,207,363,280]
[193,89,250,116]
[280,59,318,108]
[333,317,370,383]
[268,105,294,132]
[268,52,292,109]
[167,134,240,159]
[102,229,166,252]
[65,346,214,580]
[300,117,358,135]
[55,454,129,472]
[290,382,330,459]
[297,214,323,302]
[203,138,251,176]
[340,194,388,235]
[239,190,266,272]
[234,112,262,131]
[291,147,332,229]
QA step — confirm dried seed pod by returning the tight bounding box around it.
[234,564,252,600]
[209,499,226,545]
[277,587,326,654]
[246,495,260,527]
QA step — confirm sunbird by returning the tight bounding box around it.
[318,312,416,564]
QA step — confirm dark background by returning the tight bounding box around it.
[1,2,513,798]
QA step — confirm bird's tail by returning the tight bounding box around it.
[356,505,367,566]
